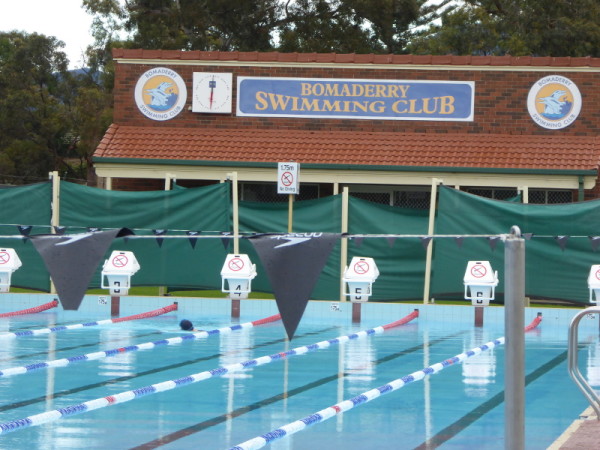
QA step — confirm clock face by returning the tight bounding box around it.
[192,72,233,113]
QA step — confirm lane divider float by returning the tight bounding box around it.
[0,300,59,318]
[230,314,543,450]
[0,303,178,340]
[0,313,281,377]
[0,309,419,434]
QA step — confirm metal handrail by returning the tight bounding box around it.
[568,306,600,418]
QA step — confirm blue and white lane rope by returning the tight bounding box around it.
[0,310,418,434]
[0,314,281,378]
[230,337,505,450]
[0,304,178,340]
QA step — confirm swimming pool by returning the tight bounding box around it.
[0,295,595,449]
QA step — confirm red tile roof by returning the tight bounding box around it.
[94,124,600,172]
[112,49,600,68]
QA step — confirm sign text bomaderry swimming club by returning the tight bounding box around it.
[236,77,474,121]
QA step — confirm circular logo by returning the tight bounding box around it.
[527,75,581,130]
[134,67,187,121]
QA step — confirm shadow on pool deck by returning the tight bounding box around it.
[549,407,600,449]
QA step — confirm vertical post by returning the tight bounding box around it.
[474,306,484,327]
[423,178,441,304]
[288,194,294,233]
[340,186,349,302]
[351,302,361,323]
[505,225,525,450]
[49,171,60,295]
[159,174,174,297]
[228,172,240,254]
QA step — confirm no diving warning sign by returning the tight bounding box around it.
[112,254,129,268]
[277,162,300,194]
[0,252,10,264]
[228,257,245,271]
[471,264,487,278]
[353,260,370,275]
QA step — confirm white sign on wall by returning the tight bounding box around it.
[277,162,300,195]
[192,72,233,113]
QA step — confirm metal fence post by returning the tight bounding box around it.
[505,225,525,450]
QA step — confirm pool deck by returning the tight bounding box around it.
[550,407,600,449]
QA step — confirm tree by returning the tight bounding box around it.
[409,0,600,57]
[0,32,74,184]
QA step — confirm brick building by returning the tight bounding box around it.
[93,50,600,206]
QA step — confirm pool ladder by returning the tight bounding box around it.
[568,306,600,418]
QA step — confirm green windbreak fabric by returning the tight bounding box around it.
[432,186,600,304]
[0,182,52,291]
[348,196,429,301]
[59,181,231,289]
[238,196,342,299]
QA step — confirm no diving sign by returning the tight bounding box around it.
[277,162,300,194]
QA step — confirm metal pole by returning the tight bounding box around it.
[288,194,294,233]
[340,186,349,302]
[423,178,441,303]
[504,225,525,450]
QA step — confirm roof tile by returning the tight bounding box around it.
[94,124,600,172]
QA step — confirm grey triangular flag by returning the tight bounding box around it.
[555,235,569,251]
[249,233,340,340]
[420,236,432,250]
[523,233,533,241]
[30,228,134,310]
[221,232,232,250]
[17,225,32,236]
[455,237,464,248]
[53,226,67,235]
[187,231,200,249]
[488,236,500,251]
[153,229,167,247]
[590,236,600,252]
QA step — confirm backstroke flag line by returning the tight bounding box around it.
[249,233,340,341]
[30,228,134,310]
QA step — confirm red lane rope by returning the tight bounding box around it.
[382,309,419,329]
[524,313,542,332]
[111,302,178,323]
[251,314,281,326]
[0,300,59,318]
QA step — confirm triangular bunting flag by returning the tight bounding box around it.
[17,225,32,236]
[352,236,364,248]
[249,233,340,340]
[221,232,232,250]
[187,231,200,249]
[554,235,569,251]
[30,228,134,310]
[53,226,67,235]
[590,236,600,252]
[386,237,396,248]
[454,237,464,248]
[420,236,432,250]
[153,229,167,247]
[488,236,500,251]
[523,233,533,241]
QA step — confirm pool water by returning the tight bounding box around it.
[0,298,596,449]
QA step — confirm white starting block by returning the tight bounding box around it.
[464,261,499,306]
[587,265,600,304]
[220,254,257,300]
[101,250,140,296]
[343,256,379,302]
[0,248,22,293]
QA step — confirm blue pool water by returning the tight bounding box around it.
[0,295,596,449]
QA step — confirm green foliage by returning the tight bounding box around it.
[410,0,600,56]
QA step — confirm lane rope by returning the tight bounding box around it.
[230,314,543,450]
[0,300,59,318]
[0,309,418,434]
[0,313,281,378]
[0,303,178,340]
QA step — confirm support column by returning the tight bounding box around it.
[504,226,525,450]
[340,186,349,302]
[423,178,442,304]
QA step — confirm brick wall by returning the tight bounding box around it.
[113,57,600,136]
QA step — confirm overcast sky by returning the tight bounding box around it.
[0,0,95,69]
